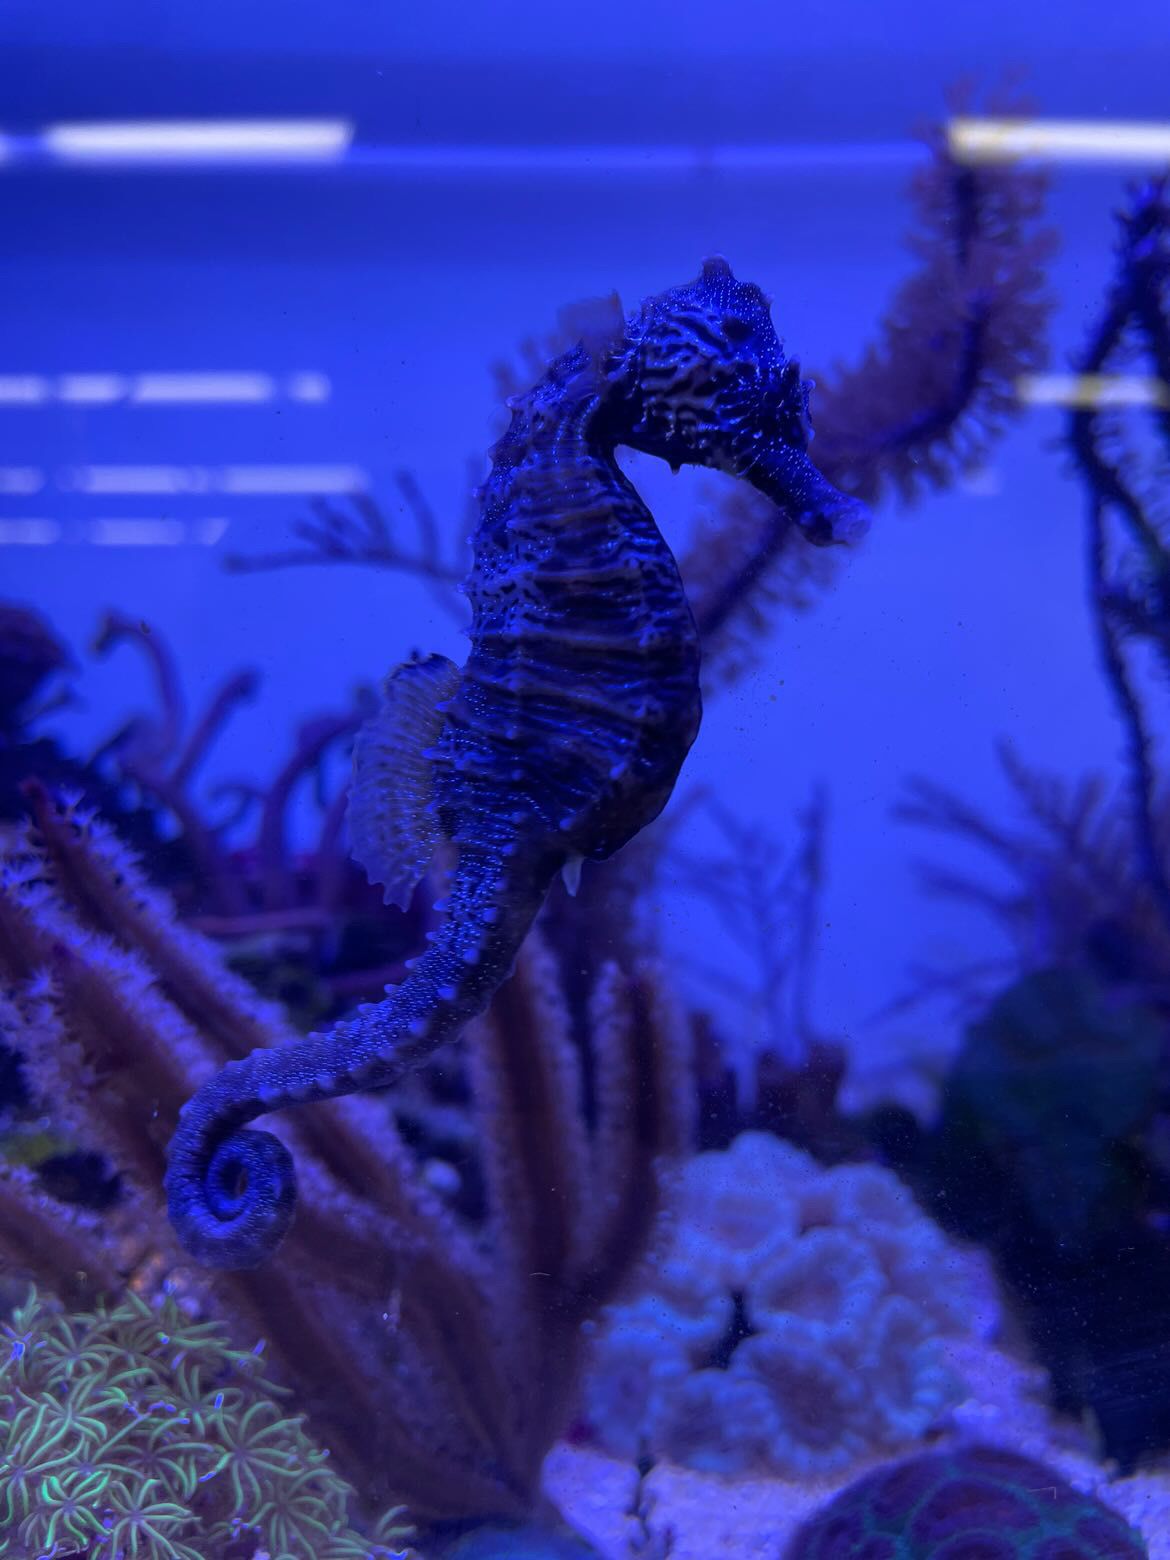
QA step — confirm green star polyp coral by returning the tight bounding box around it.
[0,1287,411,1560]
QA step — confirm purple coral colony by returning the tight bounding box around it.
[1,73,1168,1560]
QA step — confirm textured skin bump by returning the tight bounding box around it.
[785,1445,1147,1560]
[165,261,866,1269]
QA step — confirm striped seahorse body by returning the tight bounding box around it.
[166,259,868,1268]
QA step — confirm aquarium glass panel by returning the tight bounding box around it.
[1,4,1167,1556]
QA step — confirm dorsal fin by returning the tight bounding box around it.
[347,652,461,909]
[558,291,626,369]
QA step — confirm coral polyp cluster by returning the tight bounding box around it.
[0,1286,410,1560]
[581,1131,997,1477]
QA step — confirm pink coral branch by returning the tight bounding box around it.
[171,667,260,791]
[92,611,184,763]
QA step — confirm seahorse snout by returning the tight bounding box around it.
[799,489,871,547]
[745,440,871,549]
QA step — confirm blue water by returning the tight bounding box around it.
[1,4,1168,1557]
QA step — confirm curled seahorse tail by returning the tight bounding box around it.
[166,1075,296,1269]
[166,848,552,1269]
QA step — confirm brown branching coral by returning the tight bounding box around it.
[222,474,470,622]
[0,601,75,732]
[890,743,1170,1020]
[90,610,261,918]
[812,104,1054,507]
[1068,174,1170,927]
[0,782,693,1528]
[892,177,1170,1022]
[76,612,423,1022]
[685,99,1054,685]
[662,790,829,1072]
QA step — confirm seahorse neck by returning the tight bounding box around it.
[485,351,609,480]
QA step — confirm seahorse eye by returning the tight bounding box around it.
[723,314,753,344]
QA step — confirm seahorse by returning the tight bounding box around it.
[165,258,869,1268]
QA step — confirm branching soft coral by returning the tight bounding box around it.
[0,782,694,1533]
[676,95,1055,686]
[1068,175,1170,928]
[891,177,1170,1025]
[222,478,468,620]
[57,612,434,1029]
[812,102,1054,507]
[891,743,1170,1020]
[581,1131,999,1479]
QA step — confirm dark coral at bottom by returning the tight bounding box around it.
[784,1444,1146,1559]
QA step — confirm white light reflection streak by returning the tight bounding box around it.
[43,120,353,163]
[131,373,274,404]
[1017,373,1170,408]
[950,118,1170,166]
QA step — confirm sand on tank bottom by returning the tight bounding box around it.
[543,1338,1170,1558]
[545,1443,1170,1560]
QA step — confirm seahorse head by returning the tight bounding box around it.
[609,256,868,547]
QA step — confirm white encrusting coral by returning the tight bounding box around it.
[580,1130,999,1477]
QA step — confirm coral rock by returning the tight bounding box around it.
[784,1444,1147,1559]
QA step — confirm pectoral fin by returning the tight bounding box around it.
[347,652,461,909]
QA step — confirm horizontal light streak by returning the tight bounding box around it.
[42,119,354,163]
[59,373,128,403]
[0,467,44,494]
[64,464,368,495]
[0,376,49,403]
[68,465,208,494]
[10,125,1168,176]
[950,117,1170,166]
[0,519,60,544]
[132,372,274,403]
[285,371,331,403]
[219,464,367,494]
[1017,372,1170,408]
[0,131,929,176]
[88,518,186,545]
[0,516,232,545]
[0,372,331,406]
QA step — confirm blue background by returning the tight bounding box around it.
[2,0,1167,1090]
